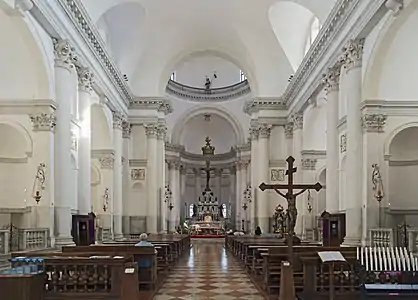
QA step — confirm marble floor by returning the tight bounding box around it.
[153,239,265,300]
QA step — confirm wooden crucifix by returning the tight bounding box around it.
[259,156,323,263]
[201,160,215,191]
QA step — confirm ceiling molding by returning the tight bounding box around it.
[166,79,251,102]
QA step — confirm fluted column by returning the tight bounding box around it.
[290,113,304,236]
[257,124,272,232]
[77,66,93,215]
[157,125,167,233]
[53,39,76,246]
[249,126,259,233]
[112,113,123,240]
[341,39,364,245]
[145,124,158,233]
[122,121,131,235]
[323,64,341,213]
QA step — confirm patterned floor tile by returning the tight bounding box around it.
[154,240,265,299]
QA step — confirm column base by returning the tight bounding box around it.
[114,234,124,241]
[55,236,75,247]
[343,236,361,246]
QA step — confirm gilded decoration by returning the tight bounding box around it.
[270,169,285,182]
[29,113,56,132]
[272,204,287,238]
[131,168,145,181]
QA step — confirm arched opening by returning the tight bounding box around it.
[91,104,112,150]
[0,123,32,213]
[0,8,51,99]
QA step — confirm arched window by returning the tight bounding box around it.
[240,70,247,82]
[304,17,320,54]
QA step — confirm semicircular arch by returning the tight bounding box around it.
[171,105,246,147]
[91,103,112,149]
[0,118,33,157]
[384,122,418,157]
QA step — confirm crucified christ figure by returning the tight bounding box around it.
[273,189,308,235]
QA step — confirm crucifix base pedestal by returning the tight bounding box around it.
[279,261,296,300]
[285,234,301,245]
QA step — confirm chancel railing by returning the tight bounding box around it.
[369,228,394,248]
[166,79,251,101]
[0,228,50,254]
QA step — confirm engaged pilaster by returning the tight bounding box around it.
[157,124,167,232]
[257,124,272,232]
[340,38,364,245]
[112,112,124,240]
[249,125,259,232]
[145,123,159,233]
[323,64,341,213]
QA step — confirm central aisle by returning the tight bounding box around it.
[154,239,265,300]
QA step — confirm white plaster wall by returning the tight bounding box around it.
[174,55,242,88]
[303,98,326,151]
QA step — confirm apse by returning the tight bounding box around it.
[179,113,237,154]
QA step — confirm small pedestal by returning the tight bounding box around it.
[279,261,295,300]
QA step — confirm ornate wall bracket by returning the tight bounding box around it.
[29,113,56,132]
[361,114,387,132]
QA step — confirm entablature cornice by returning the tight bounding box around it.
[0,99,56,115]
[130,97,173,115]
[360,100,418,116]
[91,149,115,159]
[269,160,287,168]
[129,159,147,167]
[243,97,286,115]
[301,150,327,159]
[287,0,387,115]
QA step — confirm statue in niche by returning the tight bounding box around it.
[273,204,287,238]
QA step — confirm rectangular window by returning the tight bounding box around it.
[170,72,176,81]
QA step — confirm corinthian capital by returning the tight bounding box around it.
[76,66,94,92]
[340,39,365,70]
[258,124,272,138]
[361,114,387,132]
[112,112,124,130]
[53,38,76,68]
[145,123,158,138]
[385,0,403,16]
[322,64,341,93]
[284,123,293,139]
[29,113,56,132]
[122,121,132,138]
[157,124,167,140]
[249,125,259,140]
[289,113,303,130]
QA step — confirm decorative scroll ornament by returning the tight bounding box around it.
[361,114,387,132]
[385,0,403,16]
[53,38,76,67]
[29,113,56,132]
[145,123,158,137]
[322,64,341,93]
[258,124,272,138]
[340,39,365,70]
[301,158,317,170]
[122,121,132,138]
[112,112,124,130]
[32,163,46,204]
[271,169,285,181]
[284,122,294,139]
[76,66,94,92]
[99,155,115,169]
[103,188,110,212]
